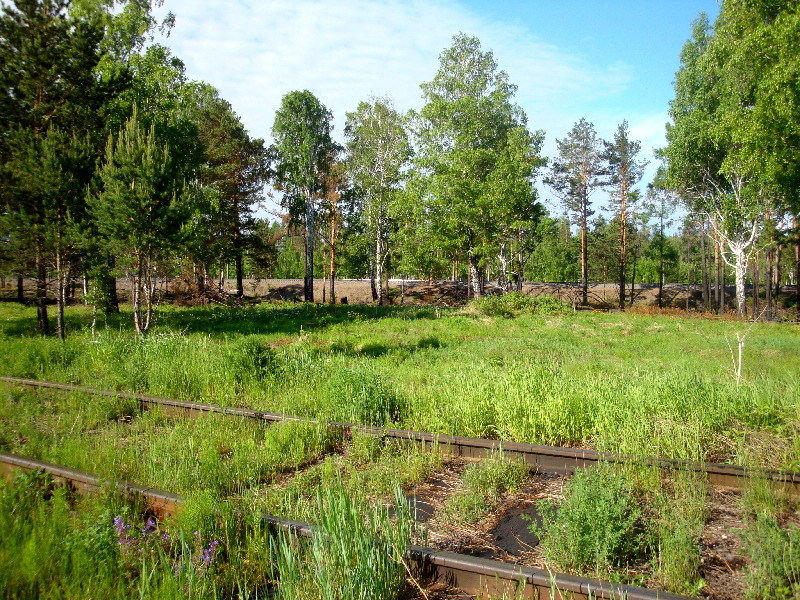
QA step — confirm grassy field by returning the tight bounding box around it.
[1,298,799,598]
[1,299,798,470]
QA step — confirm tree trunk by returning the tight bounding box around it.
[619,199,627,311]
[329,223,336,306]
[105,256,119,313]
[700,219,708,310]
[580,217,588,305]
[369,258,377,301]
[498,243,509,293]
[775,243,782,294]
[734,249,747,319]
[752,252,759,319]
[766,247,774,320]
[132,270,142,335]
[56,248,65,341]
[304,192,314,303]
[468,249,482,298]
[235,252,244,298]
[17,274,24,303]
[35,237,49,336]
[630,246,637,308]
[218,267,224,294]
[376,230,384,305]
[795,216,800,322]
[713,216,721,313]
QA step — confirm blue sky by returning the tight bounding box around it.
[154,0,720,212]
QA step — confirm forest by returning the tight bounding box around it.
[1,0,798,339]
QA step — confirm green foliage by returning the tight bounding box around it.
[270,485,413,600]
[406,33,544,282]
[226,336,281,384]
[653,471,707,595]
[2,302,799,472]
[321,367,404,426]
[471,292,569,318]
[533,465,648,576]
[445,455,527,523]
[741,514,800,599]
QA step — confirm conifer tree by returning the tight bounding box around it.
[91,108,191,334]
[546,118,605,305]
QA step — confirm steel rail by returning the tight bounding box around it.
[0,451,689,600]
[3,375,799,496]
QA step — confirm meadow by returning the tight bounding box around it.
[1,298,799,598]
[1,299,798,470]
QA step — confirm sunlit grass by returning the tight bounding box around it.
[1,301,798,469]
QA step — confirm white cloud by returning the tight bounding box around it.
[156,0,634,144]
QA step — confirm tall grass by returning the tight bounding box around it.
[1,302,798,470]
[0,472,270,599]
[0,387,342,497]
[269,485,415,600]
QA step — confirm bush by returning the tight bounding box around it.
[471,292,568,318]
[532,464,648,575]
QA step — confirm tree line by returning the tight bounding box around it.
[1,0,798,338]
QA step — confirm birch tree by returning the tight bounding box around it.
[411,33,538,297]
[344,97,411,305]
[271,90,337,302]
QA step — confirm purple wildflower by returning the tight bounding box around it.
[200,540,220,567]
[142,517,157,534]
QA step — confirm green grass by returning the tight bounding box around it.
[0,470,421,600]
[1,387,342,498]
[0,471,274,599]
[243,431,442,523]
[443,454,528,524]
[2,301,797,469]
[1,300,799,597]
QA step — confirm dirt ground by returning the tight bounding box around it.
[251,278,709,309]
[3,277,795,315]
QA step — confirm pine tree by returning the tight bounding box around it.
[546,118,605,305]
[91,108,191,335]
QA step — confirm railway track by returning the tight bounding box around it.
[3,375,798,496]
[0,451,690,600]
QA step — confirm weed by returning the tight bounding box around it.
[740,513,800,598]
[532,464,649,577]
[445,454,528,523]
[321,367,404,426]
[653,471,707,595]
[270,485,414,600]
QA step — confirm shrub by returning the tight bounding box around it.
[470,292,568,318]
[532,464,648,575]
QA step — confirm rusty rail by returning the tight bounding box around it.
[0,451,689,600]
[3,375,799,496]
